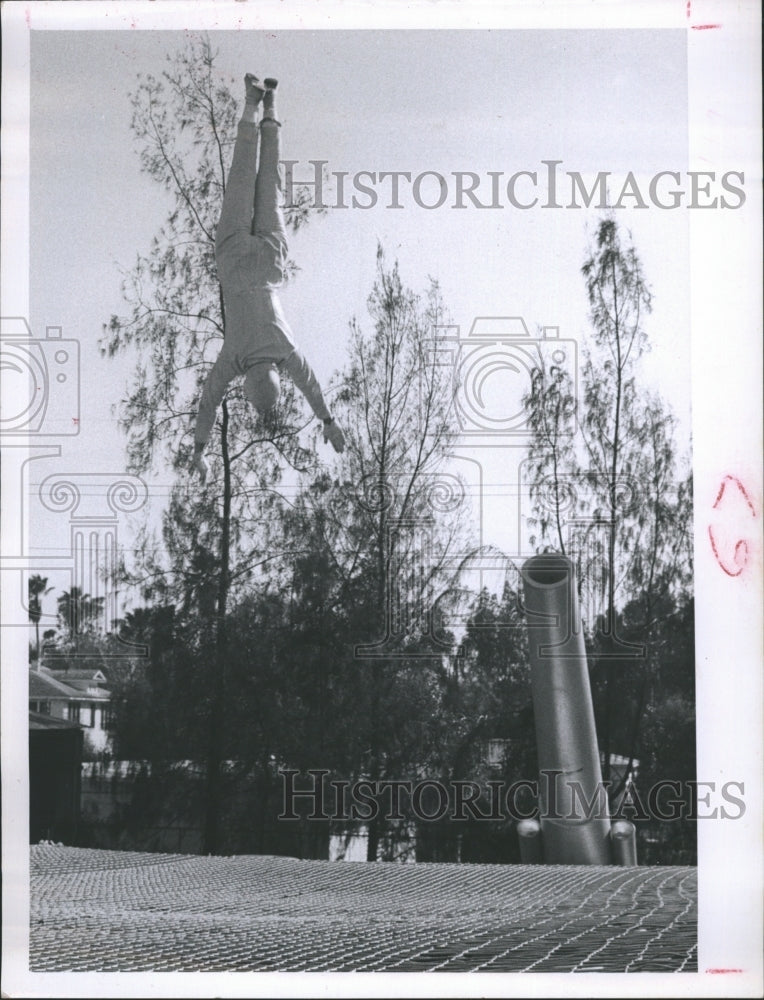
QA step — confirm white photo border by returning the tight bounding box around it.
[2,1,761,997]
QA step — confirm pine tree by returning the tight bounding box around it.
[101,36,324,852]
[523,215,693,792]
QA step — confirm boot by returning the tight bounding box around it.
[262,78,279,120]
[244,73,265,106]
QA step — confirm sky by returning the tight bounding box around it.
[30,29,691,402]
[24,26,693,612]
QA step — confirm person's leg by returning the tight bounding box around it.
[215,75,263,253]
[253,82,288,252]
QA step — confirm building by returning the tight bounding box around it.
[29,667,113,754]
[29,712,83,843]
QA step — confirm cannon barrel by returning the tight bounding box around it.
[521,554,612,864]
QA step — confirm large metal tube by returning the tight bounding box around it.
[521,554,612,864]
[516,818,543,864]
[610,819,638,865]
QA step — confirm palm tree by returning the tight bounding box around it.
[28,575,53,665]
[57,586,105,639]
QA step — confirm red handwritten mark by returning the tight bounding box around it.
[708,475,757,577]
[713,476,756,515]
[72,418,79,426]
[706,968,744,974]
[686,1,721,30]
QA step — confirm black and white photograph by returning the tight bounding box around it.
[1,1,761,996]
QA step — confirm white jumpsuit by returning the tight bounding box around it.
[194,119,331,447]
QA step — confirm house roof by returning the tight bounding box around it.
[43,668,108,682]
[56,678,111,697]
[29,711,81,731]
[29,670,79,700]
[29,669,110,702]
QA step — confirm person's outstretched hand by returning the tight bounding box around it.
[323,419,345,453]
[191,448,209,483]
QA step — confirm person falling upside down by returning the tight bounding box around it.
[192,75,345,481]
